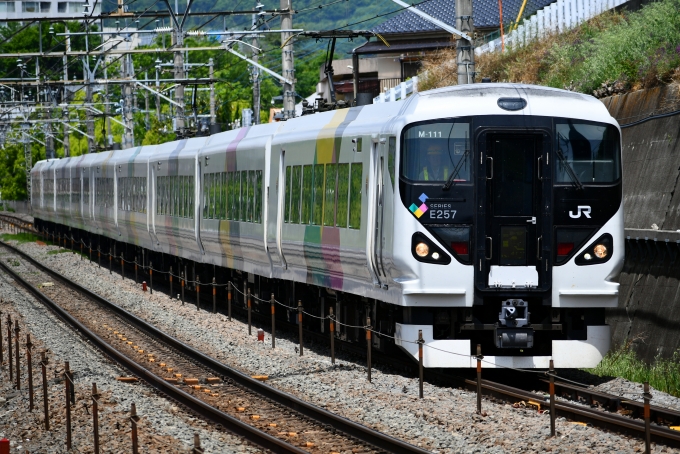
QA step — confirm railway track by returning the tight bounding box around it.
[2,213,680,450]
[0,235,430,454]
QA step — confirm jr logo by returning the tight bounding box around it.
[569,205,592,219]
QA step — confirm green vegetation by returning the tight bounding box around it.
[422,0,680,95]
[47,249,74,255]
[589,345,680,397]
[0,232,44,244]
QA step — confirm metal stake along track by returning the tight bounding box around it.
[0,238,430,454]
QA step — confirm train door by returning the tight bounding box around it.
[478,132,549,289]
[366,136,384,287]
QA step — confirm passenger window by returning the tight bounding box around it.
[336,164,349,228]
[301,165,313,224]
[323,164,337,226]
[254,170,262,223]
[312,164,324,226]
[246,170,254,222]
[291,166,302,224]
[237,171,244,222]
[349,163,362,229]
[284,166,292,223]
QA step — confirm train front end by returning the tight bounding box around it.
[392,85,623,368]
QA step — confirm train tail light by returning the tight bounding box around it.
[451,241,469,255]
[557,242,574,256]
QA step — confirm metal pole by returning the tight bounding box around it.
[135,257,138,283]
[7,314,13,382]
[65,361,72,450]
[123,55,135,148]
[209,58,216,128]
[109,248,112,274]
[173,24,185,135]
[130,403,139,454]
[41,351,49,430]
[212,277,216,313]
[121,254,125,280]
[418,330,423,398]
[644,382,651,454]
[181,271,185,305]
[298,300,303,356]
[251,8,260,125]
[149,261,153,294]
[227,282,232,320]
[92,383,100,454]
[247,288,252,335]
[144,71,150,130]
[0,310,3,365]
[196,276,200,311]
[549,359,556,436]
[366,316,371,382]
[26,334,33,410]
[476,344,483,414]
[270,293,275,349]
[169,266,173,296]
[329,306,335,364]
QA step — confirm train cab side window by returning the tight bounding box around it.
[336,164,349,228]
[284,166,292,223]
[555,122,621,184]
[349,163,362,229]
[388,137,396,188]
[324,164,337,227]
[401,121,471,183]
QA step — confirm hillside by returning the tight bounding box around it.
[420,0,680,97]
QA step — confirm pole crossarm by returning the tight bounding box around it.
[387,0,472,40]
[226,47,293,85]
[0,47,223,58]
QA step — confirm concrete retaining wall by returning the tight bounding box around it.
[602,84,680,362]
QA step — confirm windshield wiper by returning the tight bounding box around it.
[556,148,584,190]
[442,148,470,191]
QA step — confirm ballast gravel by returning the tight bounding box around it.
[2,223,679,453]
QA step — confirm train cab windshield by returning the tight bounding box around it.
[402,121,471,183]
[555,121,621,185]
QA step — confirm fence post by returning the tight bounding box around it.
[329,307,335,364]
[149,262,153,295]
[64,361,72,451]
[247,288,252,335]
[644,382,651,454]
[476,344,483,414]
[89,241,92,262]
[92,383,100,454]
[418,330,424,398]
[120,254,124,280]
[41,351,49,430]
[0,310,3,365]
[26,334,33,410]
[109,248,112,274]
[271,294,276,349]
[227,282,232,321]
[196,276,200,311]
[7,314,13,383]
[193,433,204,454]
[80,241,83,260]
[366,316,372,382]
[130,403,139,454]
[181,272,185,305]
[135,257,138,284]
[212,277,216,314]
[14,321,20,390]
[298,300,303,356]
[549,359,556,436]
[169,266,173,297]
[97,245,101,268]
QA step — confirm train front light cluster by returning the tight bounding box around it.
[575,234,613,265]
[411,233,451,265]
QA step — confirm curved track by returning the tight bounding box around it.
[2,213,680,449]
[0,234,430,454]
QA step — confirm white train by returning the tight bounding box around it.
[31,83,624,368]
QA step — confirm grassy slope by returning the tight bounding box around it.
[421,0,680,96]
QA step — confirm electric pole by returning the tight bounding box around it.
[455,0,475,85]
[123,54,135,148]
[251,5,261,124]
[62,28,70,157]
[280,0,295,119]
[173,23,185,135]
[209,58,217,132]
[84,58,95,153]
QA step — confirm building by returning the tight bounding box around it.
[317,0,555,104]
[0,0,101,21]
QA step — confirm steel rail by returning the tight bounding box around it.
[466,379,680,447]
[0,237,430,454]
[0,243,306,454]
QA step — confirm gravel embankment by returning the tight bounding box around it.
[3,224,679,453]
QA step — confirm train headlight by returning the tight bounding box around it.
[415,242,429,257]
[593,244,608,259]
[583,253,592,261]
[431,252,440,260]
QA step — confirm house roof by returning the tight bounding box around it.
[372,0,556,33]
